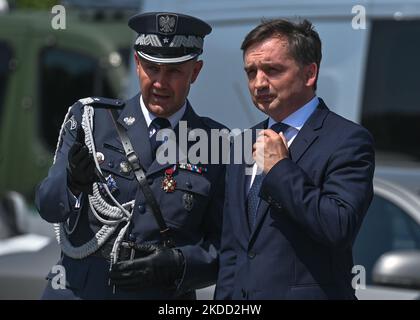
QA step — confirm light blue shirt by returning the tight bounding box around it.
[249,96,319,190]
[267,95,319,146]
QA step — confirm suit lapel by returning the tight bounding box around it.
[249,100,330,243]
[232,163,250,238]
[243,124,263,168]
[114,93,154,170]
[249,199,269,246]
[289,99,329,163]
[238,119,267,237]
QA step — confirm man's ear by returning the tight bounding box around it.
[304,62,318,88]
[190,60,203,84]
[134,52,141,75]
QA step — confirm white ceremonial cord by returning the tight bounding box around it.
[51,104,135,260]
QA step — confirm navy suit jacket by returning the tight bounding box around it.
[215,99,375,300]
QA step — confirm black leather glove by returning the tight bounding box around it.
[67,126,99,195]
[109,243,185,290]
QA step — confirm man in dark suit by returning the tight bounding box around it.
[36,12,226,299]
[215,18,375,300]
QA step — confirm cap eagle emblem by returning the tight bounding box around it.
[158,15,176,34]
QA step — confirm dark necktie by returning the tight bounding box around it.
[149,117,171,160]
[247,122,289,229]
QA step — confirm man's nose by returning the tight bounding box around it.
[254,70,268,90]
[153,70,167,88]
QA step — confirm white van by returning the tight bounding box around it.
[129,0,420,165]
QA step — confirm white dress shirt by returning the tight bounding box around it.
[139,95,187,137]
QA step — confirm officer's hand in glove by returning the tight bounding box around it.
[67,126,99,195]
[109,243,185,290]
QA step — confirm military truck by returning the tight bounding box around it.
[0,7,136,237]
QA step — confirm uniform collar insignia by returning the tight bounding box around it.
[123,116,136,126]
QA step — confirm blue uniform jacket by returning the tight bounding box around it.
[215,99,375,300]
[36,94,226,299]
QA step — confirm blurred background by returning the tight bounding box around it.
[1,0,420,299]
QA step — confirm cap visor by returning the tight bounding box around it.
[137,51,198,64]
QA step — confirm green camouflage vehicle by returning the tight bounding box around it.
[0,8,135,237]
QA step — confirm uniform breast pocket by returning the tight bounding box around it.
[95,143,137,201]
[98,143,135,180]
[162,169,211,228]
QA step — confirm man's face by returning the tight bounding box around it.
[244,37,317,121]
[135,55,203,118]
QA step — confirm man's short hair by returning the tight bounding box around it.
[241,19,322,90]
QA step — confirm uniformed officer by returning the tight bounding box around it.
[35,12,227,299]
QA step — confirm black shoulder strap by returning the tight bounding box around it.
[108,109,174,248]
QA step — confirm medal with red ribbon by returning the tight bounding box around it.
[162,165,177,193]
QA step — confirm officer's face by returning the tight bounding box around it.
[244,37,317,121]
[135,54,203,117]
